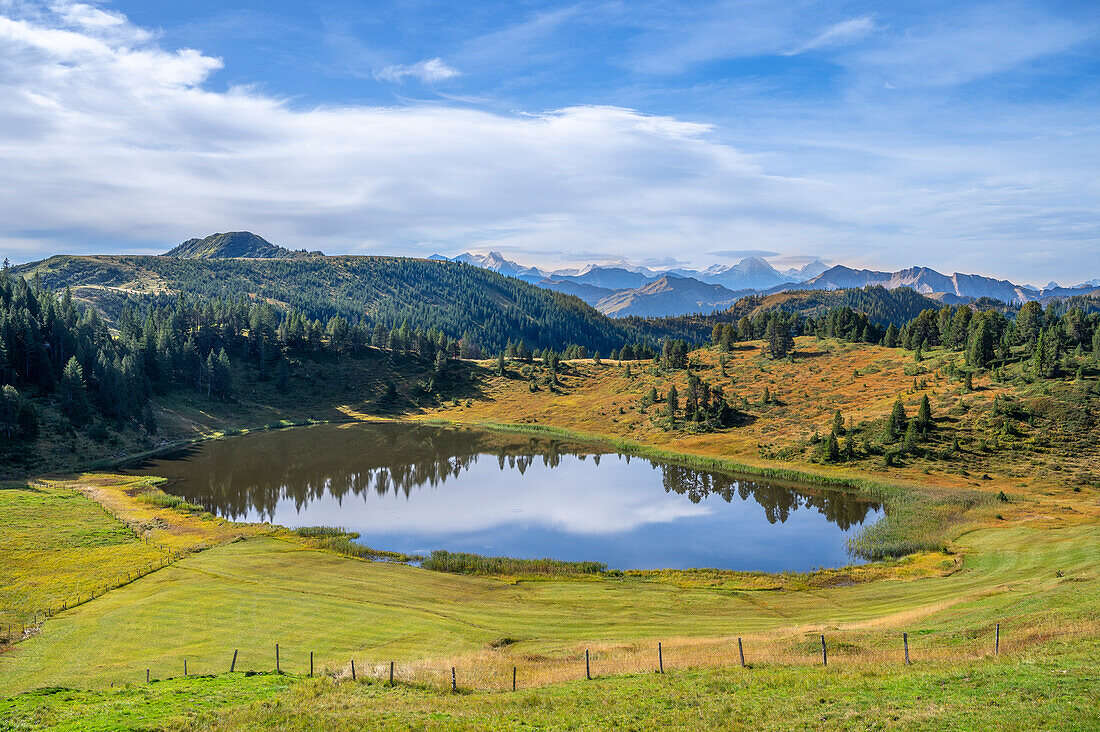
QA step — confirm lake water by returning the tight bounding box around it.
[128,422,882,571]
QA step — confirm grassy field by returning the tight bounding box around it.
[1,484,1096,696]
[3,640,1098,731]
[1,337,1098,728]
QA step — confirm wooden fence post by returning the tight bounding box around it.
[512,666,517,692]
[390,661,394,685]
[184,659,188,676]
[230,649,238,672]
[586,649,591,680]
[351,659,356,681]
[995,623,1000,655]
[738,637,745,668]
[658,642,664,674]
[451,667,457,692]
[276,644,280,673]
[820,635,827,667]
[146,669,150,684]
[310,652,314,678]
[903,633,910,665]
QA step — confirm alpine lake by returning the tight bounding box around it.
[126,422,883,572]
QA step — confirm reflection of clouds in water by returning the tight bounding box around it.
[133,423,883,570]
[275,459,713,537]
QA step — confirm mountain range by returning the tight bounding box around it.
[434,250,1100,317]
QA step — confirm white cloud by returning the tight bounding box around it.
[0,2,1098,284]
[375,57,460,84]
[787,15,875,55]
[846,3,1090,88]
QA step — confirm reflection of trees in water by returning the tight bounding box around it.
[136,423,878,530]
[143,424,587,522]
[655,463,879,530]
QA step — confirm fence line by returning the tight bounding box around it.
[104,624,1020,693]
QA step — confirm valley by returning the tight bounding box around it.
[1,248,1098,730]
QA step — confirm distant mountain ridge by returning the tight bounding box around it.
[435,250,1098,317]
[594,275,750,317]
[794,265,1096,303]
[165,232,323,259]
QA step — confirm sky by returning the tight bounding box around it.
[1,1,1099,284]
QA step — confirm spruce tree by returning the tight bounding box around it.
[826,430,840,462]
[60,356,88,421]
[884,323,899,348]
[966,318,994,369]
[916,394,932,430]
[903,418,920,453]
[885,397,907,442]
[666,384,679,417]
[832,409,844,435]
[0,385,20,439]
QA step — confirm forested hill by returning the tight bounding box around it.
[165,232,323,259]
[623,286,944,337]
[13,254,680,355]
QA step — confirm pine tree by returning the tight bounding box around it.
[832,409,844,435]
[916,393,933,430]
[765,317,795,360]
[276,358,289,390]
[964,371,973,391]
[903,418,920,453]
[666,384,679,417]
[0,385,20,439]
[884,323,899,348]
[1032,329,1058,378]
[885,397,907,442]
[966,318,994,369]
[762,386,770,404]
[826,429,841,462]
[496,352,506,377]
[60,356,88,421]
[843,432,856,460]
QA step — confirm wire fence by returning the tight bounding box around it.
[2,483,188,649]
[102,622,1048,694]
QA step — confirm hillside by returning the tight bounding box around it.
[726,286,944,324]
[11,254,684,354]
[165,232,323,259]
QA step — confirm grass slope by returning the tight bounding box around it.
[3,642,1099,731]
[1,495,1096,697]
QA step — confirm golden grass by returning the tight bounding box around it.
[419,339,1098,529]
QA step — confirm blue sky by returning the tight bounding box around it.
[2,1,1099,284]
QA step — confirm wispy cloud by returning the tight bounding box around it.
[786,15,875,55]
[1,2,1099,283]
[709,249,780,259]
[375,57,460,84]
